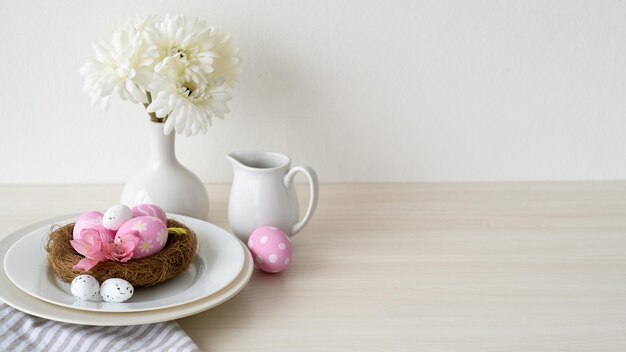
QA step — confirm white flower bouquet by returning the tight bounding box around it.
[80,15,241,136]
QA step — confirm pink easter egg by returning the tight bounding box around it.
[131,204,167,224]
[247,226,293,273]
[73,211,116,242]
[115,216,168,259]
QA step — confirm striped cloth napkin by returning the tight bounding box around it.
[0,303,200,352]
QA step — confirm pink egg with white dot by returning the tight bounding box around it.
[247,226,293,273]
[131,204,167,224]
[73,211,116,242]
[116,216,168,259]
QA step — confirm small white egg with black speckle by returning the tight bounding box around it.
[102,204,132,231]
[70,275,100,301]
[100,278,134,303]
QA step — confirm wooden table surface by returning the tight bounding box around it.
[2,183,626,351]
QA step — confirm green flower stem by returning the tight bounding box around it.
[144,92,164,123]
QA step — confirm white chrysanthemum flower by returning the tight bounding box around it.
[115,15,160,34]
[81,15,239,136]
[152,15,240,87]
[146,60,231,136]
[207,28,241,87]
[80,19,159,110]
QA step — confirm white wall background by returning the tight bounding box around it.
[1,0,625,183]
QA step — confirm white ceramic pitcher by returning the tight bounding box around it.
[227,151,319,241]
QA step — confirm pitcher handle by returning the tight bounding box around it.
[284,165,319,236]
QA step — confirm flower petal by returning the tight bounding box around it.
[73,258,101,272]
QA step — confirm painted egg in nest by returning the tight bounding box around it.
[73,211,115,242]
[115,216,168,259]
[131,204,167,224]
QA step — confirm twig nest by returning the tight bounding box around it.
[46,219,197,287]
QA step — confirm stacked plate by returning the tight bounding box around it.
[0,214,253,325]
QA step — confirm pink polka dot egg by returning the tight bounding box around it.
[115,216,168,259]
[248,226,293,273]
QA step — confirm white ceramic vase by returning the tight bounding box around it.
[120,121,209,220]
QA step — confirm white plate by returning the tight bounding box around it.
[0,214,253,325]
[4,214,244,313]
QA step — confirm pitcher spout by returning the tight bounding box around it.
[226,152,242,168]
[226,151,291,172]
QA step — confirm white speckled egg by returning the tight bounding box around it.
[70,275,100,301]
[100,278,134,303]
[102,204,133,231]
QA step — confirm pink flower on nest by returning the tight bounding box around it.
[70,229,141,271]
[106,230,141,262]
[70,228,110,271]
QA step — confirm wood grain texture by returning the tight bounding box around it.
[2,183,626,351]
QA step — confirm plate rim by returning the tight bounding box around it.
[4,213,245,313]
[0,214,253,326]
